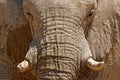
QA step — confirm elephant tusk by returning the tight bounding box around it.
[17,60,30,72]
[86,57,104,70]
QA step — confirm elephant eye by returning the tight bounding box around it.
[26,12,32,16]
[26,12,33,21]
[88,9,94,17]
[88,12,93,16]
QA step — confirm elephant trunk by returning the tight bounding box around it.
[36,16,83,79]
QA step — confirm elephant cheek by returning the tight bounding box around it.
[80,38,105,70]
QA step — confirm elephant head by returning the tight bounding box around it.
[17,0,104,79]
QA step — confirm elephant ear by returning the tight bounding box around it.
[7,24,32,64]
[3,1,32,64]
[0,0,32,64]
[86,0,120,59]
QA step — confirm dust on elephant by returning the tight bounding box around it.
[17,0,104,80]
[0,0,35,80]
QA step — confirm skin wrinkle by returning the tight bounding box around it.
[36,18,82,79]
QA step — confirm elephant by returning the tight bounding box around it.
[1,0,119,80]
[0,0,35,80]
[17,0,105,80]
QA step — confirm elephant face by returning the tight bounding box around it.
[17,0,104,79]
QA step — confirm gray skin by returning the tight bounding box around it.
[17,0,104,80]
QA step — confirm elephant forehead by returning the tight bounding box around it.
[35,0,81,14]
[36,0,78,7]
